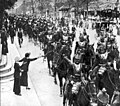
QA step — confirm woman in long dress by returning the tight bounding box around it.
[13,57,22,96]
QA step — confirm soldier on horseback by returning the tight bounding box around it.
[90,44,108,90]
[74,32,88,54]
[63,49,85,96]
[61,26,72,46]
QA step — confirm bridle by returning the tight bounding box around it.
[107,70,116,90]
[79,81,92,102]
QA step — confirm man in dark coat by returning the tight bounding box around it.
[1,28,8,55]
[17,28,23,48]
[9,25,16,44]
[13,57,22,96]
[19,53,41,89]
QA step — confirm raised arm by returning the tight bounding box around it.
[64,56,73,66]
[29,56,39,61]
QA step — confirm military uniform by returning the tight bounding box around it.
[75,35,88,54]
[91,45,108,90]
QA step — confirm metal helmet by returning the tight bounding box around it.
[62,26,68,34]
[97,45,106,54]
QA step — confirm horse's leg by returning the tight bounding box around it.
[52,67,57,84]
[47,59,51,75]
[63,94,66,106]
[58,74,63,97]
[39,42,41,50]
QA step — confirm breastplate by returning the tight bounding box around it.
[63,35,68,41]
[78,41,86,48]
[98,66,106,74]
[47,35,52,41]
[73,64,82,75]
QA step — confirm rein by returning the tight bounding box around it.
[107,71,116,90]
[79,81,91,102]
[82,85,91,102]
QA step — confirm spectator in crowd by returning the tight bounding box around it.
[1,27,8,55]
[13,57,22,96]
[17,28,23,48]
[9,25,15,44]
[19,53,41,89]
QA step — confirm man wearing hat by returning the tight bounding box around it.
[19,52,41,89]
[1,27,8,55]
[97,88,110,106]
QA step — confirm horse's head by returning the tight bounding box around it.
[86,44,95,56]
[60,45,71,58]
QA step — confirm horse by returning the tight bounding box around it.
[83,44,95,79]
[38,31,48,50]
[63,79,73,106]
[94,68,119,101]
[53,44,71,96]
[51,31,63,43]
[54,54,69,96]
[73,80,91,106]
[44,42,55,75]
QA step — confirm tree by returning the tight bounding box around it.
[0,0,17,29]
[75,0,99,17]
[36,0,52,15]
